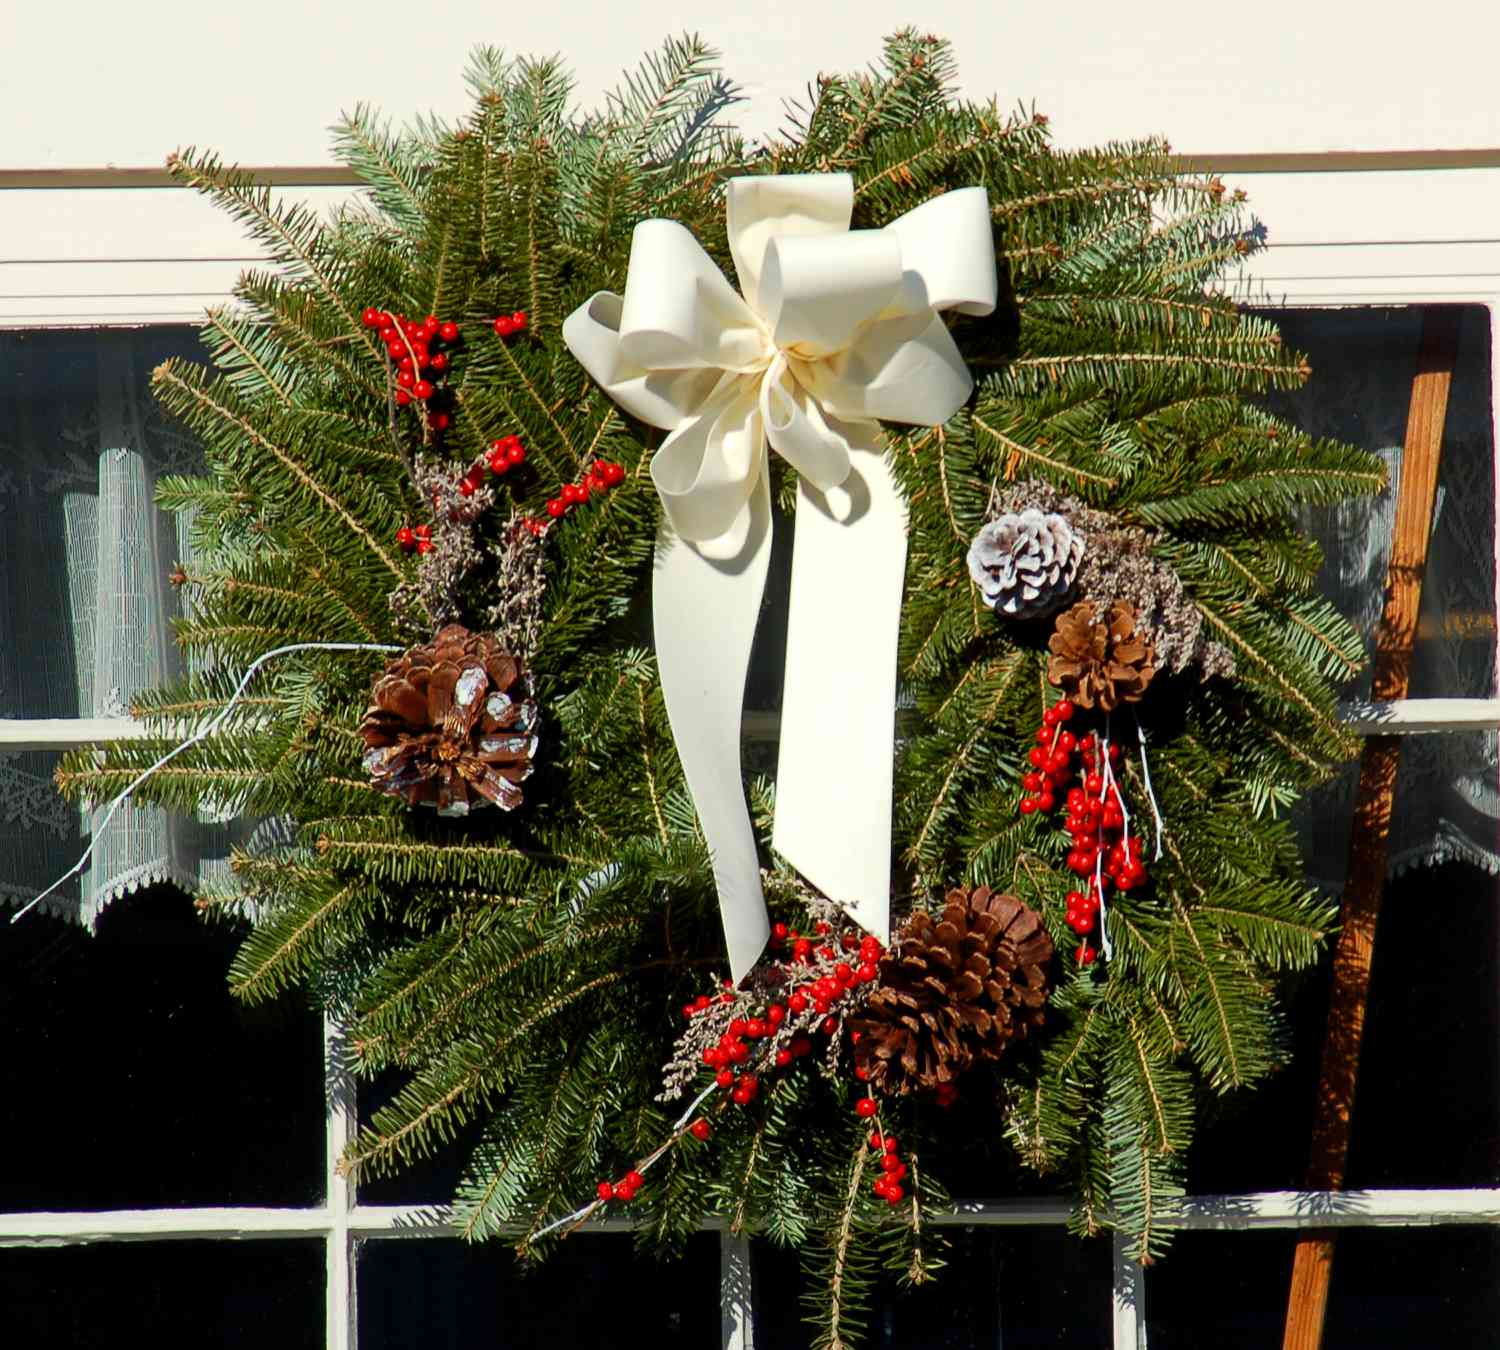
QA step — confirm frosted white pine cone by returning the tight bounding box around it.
[966,509,1085,618]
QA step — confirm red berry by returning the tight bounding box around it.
[596,1181,615,1202]
[858,960,878,982]
[423,315,441,335]
[774,1048,792,1067]
[792,938,813,962]
[396,526,415,551]
[494,316,515,337]
[505,443,526,466]
[413,380,434,400]
[883,1136,899,1154]
[458,477,477,498]
[772,921,789,941]
[561,482,584,505]
[746,1018,767,1039]
[396,369,415,390]
[1037,792,1056,812]
[727,1041,749,1064]
[511,310,528,329]
[362,306,382,328]
[438,321,459,342]
[855,1097,878,1119]
[820,1016,838,1035]
[601,461,626,486]
[614,1182,636,1202]
[716,1069,734,1089]
[690,1119,711,1141]
[428,352,449,373]
[872,1176,891,1198]
[881,1155,906,1177]
[546,498,566,518]
[1028,747,1047,768]
[430,412,451,430]
[884,1184,905,1205]
[1076,944,1097,967]
[1019,798,1038,815]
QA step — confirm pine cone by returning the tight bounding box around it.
[359,624,540,816]
[849,887,1053,1095]
[1047,600,1156,711]
[966,509,1085,619]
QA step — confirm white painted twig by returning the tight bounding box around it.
[7,641,398,924]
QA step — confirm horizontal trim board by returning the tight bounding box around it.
[6,151,1500,192]
[6,1190,1497,1247]
[6,698,1494,752]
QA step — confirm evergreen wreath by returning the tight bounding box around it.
[57,31,1386,1345]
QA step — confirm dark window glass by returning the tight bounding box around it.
[0,1239,322,1348]
[1146,1226,1500,1347]
[0,885,325,1209]
[752,1226,1112,1349]
[357,1233,719,1349]
[1188,859,1500,1194]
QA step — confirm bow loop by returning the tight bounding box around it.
[760,230,904,359]
[726,174,855,315]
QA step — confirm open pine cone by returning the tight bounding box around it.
[1047,600,1156,711]
[966,509,1085,619]
[360,624,540,816]
[849,887,1053,1095]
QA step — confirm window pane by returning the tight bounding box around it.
[0,1239,323,1349]
[357,1233,719,1348]
[0,885,325,1209]
[1188,860,1500,1193]
[751,1226,1112,1349]
[1260,305,1498,888]
[1145,1227,1500,1347]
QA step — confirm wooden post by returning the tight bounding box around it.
[1281,307,1463,1349]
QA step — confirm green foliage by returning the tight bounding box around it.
[55,29,1384,1344]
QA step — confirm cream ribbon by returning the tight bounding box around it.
[563,173,996,980]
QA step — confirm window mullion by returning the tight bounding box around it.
[1112,1230,1147,1349]
[325,1015,358,1350]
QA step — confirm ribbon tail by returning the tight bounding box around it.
[771,436,905,943]
[652,470,774,982]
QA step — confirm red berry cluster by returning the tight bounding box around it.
[544,458,627,521]
[596,1169,643,1205]
[691,986,810,1104]
[867,1130,908,1207]
[362,308,461,407]
[493,310,529,339]
[1016,698,1078,814]
[1018,704,1148,966]
[395,523,432,555]
[782,922,884,1029]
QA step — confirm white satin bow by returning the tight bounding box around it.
[564,173,996,980]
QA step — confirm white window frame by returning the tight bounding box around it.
[3,151,1499,1348]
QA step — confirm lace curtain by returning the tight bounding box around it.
[0,328,244,925]
[1272,306,1499,890]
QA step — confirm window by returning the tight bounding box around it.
[4,154,1499,1347]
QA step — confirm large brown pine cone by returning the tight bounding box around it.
[850,887,1053,1095]
[360,624,539,816]
[1047,600,1156,711]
